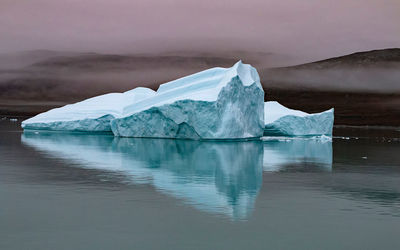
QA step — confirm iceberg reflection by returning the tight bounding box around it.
[263,137,333,172]
[21,132,263,220]
[21,133,333,219]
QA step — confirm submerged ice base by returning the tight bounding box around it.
[264,101,334,136]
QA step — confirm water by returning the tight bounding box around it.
[1,119,400,250]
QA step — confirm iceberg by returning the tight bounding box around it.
[21,87,156,132]
[111,61,265,139]
[264,101,334,136]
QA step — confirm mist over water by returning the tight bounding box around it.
[263,66,400,93]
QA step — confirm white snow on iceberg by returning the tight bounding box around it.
[22,87,155,132]
[264,101,334,136]
[111,61,265,139]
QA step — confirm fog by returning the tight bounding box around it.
[262,66,400,93]
[1,0,400,62]
[0,55,240,102]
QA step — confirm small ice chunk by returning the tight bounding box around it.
[264,101,334,136]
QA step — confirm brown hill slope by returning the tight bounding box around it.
[261,49,400,126]
[1,49,399,126]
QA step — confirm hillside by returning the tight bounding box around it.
[261,48,400,126]
[0,50,87,69]
[286,48,400,69]
[1,48,399,126]
[261,48,400,93]
[0,53,243,103]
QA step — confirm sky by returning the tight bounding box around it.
[1,0,400,61]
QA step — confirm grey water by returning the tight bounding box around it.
[1,119,400,250]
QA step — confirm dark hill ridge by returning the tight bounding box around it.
[260,48,400,93]
[0,53,243,103]
[287,48,400,69]
[0,51,276,103]
[261,48,400,126]
[0,50,88,70]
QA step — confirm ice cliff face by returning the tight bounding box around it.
[111,61,265,139]
[21,87,156,132]
[264,101,334,136]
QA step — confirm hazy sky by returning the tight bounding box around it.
[1,0,400,60]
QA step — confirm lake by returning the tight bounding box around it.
[1,118,399,250]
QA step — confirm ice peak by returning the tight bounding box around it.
[230,60,262,89]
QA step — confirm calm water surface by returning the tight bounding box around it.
[1,119,400,250]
